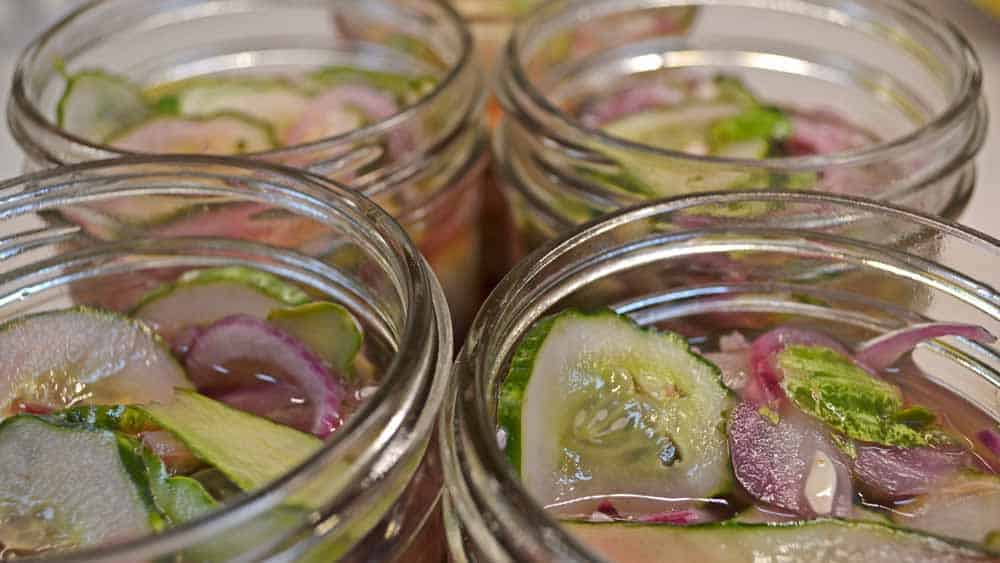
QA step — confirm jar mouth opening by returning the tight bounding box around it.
[502,0,984,170]
[448,190,999,562]
[9,0,478,180]
[0,155,453,562]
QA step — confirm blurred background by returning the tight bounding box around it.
[0,0,997,236]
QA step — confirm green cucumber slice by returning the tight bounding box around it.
[140,390,322,492]
[564,519,997,562]
[175,267,310,305]
[0,307,191,416]
[106,112,277,155]
[267,302,363,371]
[307,65,436,104]
[137,442,216,524]
[593,76,790,195]
[0,416,155,552]
[56,70,150,142]
[132,266,309,342]
[604,103,746,154]
[147,78,310,137]
[895,472,1000,546]
[499,309,732,507]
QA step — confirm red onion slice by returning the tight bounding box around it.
[728,401,853,518]
[580,83,684,128]
[852,444,975,501]
[283,84,400,147]
[636,509,712,525]
[855,323,996,371]
[784,109,875,156]
[977,429,1000,459]
[184,314,345,437]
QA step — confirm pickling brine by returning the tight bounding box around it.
[8,0,487,334]
[0,158,453,562]
[492,0,985,269]
[441,192,1000,563]
[499,308,1000,561]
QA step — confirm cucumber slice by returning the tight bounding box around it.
[594,77,788,195]
[137,442,216,524]
[0,416,155,552]
[0,307,191,416]
[499,309,732,507]
[132,266,309,344]
[147,78,310,138]
[106,112,276,155]
[307,65,436,104]
[603,103,746,154]
[140,389,322,492]
[56,70,150,142]
[895,472,1000,546]
[267,302,363,371]
[564,519,996,562]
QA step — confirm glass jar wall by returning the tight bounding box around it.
[442,192,999,562]
[0,156,452,561]
[493,0,987,269]
[7,0,487,333]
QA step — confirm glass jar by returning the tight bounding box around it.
[7,0,486,333]
[441,191,999,562]
[493,0,987,268]
[0,156,452,561]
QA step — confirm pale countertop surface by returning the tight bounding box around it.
[0,0,997,238]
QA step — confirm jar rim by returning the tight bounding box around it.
[500,0,985,171]
[445,190,999,562]
[8,0,479,184]
[0,155,453,562]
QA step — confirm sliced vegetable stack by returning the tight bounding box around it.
[0,267,369,557]
[499,308,1000,562]
[574,74,882,197]
[56,66,435,154]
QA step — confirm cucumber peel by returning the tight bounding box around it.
[133,266,310,316]
[267,302,363,370]
[105,111,278,154]
[500,308,733,506]
[307,65,435,103]
[56,70,150,142]
[0,416,156,551]
[176,267,310,306]
[564,519,998,562]
[145,77,310,136]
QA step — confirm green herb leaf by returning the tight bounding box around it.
[708,106,791,151]
[779,345,939,447]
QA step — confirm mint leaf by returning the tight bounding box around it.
[779,345,938,447]
[708,106,791,150]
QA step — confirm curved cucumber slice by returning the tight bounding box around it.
[267,302,363,371]
[56,70,150,142]
[132,266,309,344]
[107,112,276,155]
[0,307,190,416]
[307,65,436,103]
[500,309,732,506]
[895,472,1000,546]
[564,519,997,562]
[604,103,746,154]
[0,416,154,552]
[140,390,322,492]
[148,78,310,137]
